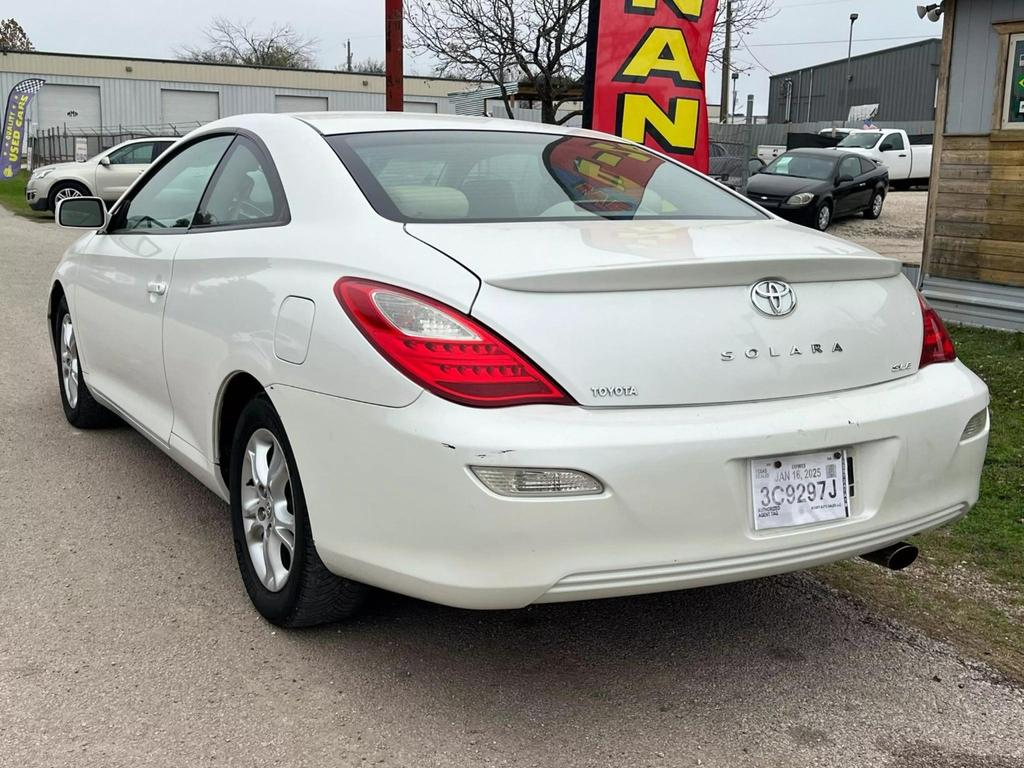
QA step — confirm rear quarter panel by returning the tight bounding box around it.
[160,116,480,464]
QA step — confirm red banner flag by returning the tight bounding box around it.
[582,0,719,174]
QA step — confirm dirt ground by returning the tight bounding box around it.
[3,206,1024,767]
[831,190,928,265]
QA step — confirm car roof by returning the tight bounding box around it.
[283,111,605,139]
[784,148,851,159]
[111,137,176,147]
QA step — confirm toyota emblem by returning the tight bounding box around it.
[750,279,797,317]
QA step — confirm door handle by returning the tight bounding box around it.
[899,154,907,158]
[146,281,167,296]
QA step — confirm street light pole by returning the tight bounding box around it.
[843,12,859,123]
[731,72,739,124]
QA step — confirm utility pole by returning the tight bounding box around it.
[346,39,353,72]
[719,0,732,124]
[385,0,403,111]
[843,12,859,123]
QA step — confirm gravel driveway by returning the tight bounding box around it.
[1,208,1022,768]
[830,190,928,265]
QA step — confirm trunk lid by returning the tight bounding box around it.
[406,218,922,407]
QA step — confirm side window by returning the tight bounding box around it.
[153,141,175,160]
[108,142,157,165]
[839,156,861,180]
[114,135,233,231]
[879,133,905,152]
[194,136,286,227]
[859,158,876,175]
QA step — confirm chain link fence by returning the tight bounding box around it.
[30,123,201,167]
[707,123,760,192]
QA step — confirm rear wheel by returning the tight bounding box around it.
[53,296,119,428]
[230,396,368,626]
[814,201,833,231]
[864,190,885,219]
[48,181,90,211]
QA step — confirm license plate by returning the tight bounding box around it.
[750,450,850,531]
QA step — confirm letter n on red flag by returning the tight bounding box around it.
[582,0,718,173]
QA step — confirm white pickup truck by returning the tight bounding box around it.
[835,129,932,188]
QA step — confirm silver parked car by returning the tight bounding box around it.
[27,137,176,211]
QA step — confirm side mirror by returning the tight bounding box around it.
[99,156,111,167]
[57,197,107,229]
[836,174,855,185]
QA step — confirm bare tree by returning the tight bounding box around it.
[406,0,774,124]
[709,0,776,72]
[0,18,33,51]
[351,57,386,74]
[177,18,318,69]
[406,0,588,124]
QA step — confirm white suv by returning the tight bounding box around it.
[27,138,176,211]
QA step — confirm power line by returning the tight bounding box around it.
[741,37,774,73]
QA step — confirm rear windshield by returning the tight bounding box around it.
[326,130,765,223]
[837,133,882,149]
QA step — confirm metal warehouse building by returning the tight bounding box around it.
[0,50,475,135]
[767,39,942,124]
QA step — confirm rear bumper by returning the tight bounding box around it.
[270,361,989,609]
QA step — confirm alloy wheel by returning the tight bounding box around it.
[59,314,79,409]
[872,194,884,217]
[54,187,83,204]
[240,428,296,592]
[817,205,831,230]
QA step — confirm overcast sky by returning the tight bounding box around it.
[14,0,942,113]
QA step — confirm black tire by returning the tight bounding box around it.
[864,190,885,219]
[230,396,368,627]
[53,296,120,429]
[47,180,91,212]
[813,201,833,232]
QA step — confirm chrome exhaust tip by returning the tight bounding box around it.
[861,542,919,571]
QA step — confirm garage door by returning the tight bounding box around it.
[161,89,220,127]
[37,84,102,131]
[403,101,438,114]
[275,95,329,113]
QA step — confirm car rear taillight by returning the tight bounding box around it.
[918,293,956,369]
[334,278,573,407]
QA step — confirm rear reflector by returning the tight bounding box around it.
[960,409,988,442]
[470,467,604,497]
[334,278,573,407]
[918,293,956,369]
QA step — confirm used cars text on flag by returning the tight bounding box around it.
[583,0,718,173]
[2,78,46,179]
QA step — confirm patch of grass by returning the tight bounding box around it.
[819,325,1024,681]
[0,171,51,220]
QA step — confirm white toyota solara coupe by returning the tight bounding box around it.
[49,113,989,627]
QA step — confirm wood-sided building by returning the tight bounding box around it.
[922,0,1024,330]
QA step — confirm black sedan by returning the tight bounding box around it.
[743,148,889,231]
